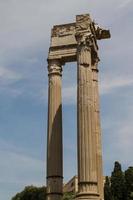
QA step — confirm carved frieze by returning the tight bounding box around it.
[52,23,76,37]
[48,14,111,64]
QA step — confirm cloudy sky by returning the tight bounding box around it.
[0,0,133,199]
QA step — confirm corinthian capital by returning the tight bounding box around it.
[76,32,98,66]
[48,59,62,76]
[75,32,94,49]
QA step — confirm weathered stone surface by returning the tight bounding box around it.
[47,59,63,200]
[46,14,111,200]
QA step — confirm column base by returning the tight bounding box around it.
[76,192,101,200]
[46,194,63,200]
[46,176,63,200]
[76,198,102,200]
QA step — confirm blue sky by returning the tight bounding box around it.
[0,0,133,199]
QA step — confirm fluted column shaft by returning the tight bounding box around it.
[77,44,100,200]
[46,60,63,200]
[92,62,103,200]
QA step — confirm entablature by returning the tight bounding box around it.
[48,14,111,64]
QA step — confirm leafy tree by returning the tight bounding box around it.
[63,192,75,200]
[111,161,125,200]
[11,186,46,200]
[104,176,112,200]
[11,186,75,200]
[125,167,133,200]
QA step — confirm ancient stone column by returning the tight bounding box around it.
[46,59,63,200]
[92,59,103,200]
[76,35,100,200]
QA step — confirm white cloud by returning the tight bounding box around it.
[0,138,44,200]
[119,0,133,8]
[0,151,44,183]
[104,115,133,170]
[0,66,23,98]
[100,75,133,95]
[62,85,76,105]
[0,140,44,184]
[113,104,133,160]
[0,66,22,85]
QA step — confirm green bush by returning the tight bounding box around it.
[11,186,46,200]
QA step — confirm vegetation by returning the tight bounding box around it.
[11,162,133,200]
[125,167,133,200]
[11,186,75,200]
[111,161,126,200]
[104,176,112,200]
[63,192,75,200]
[104,161,133,200]
[11,186,46,200]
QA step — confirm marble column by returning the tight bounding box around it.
[92,60,103,200]
[46,59,63,200]
[77,42,100,200]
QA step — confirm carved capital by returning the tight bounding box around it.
[76,32,94,66]
[76,32,94,48]
[48,59,62,76]
[76,32,99,66]
[77,46,91,66]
